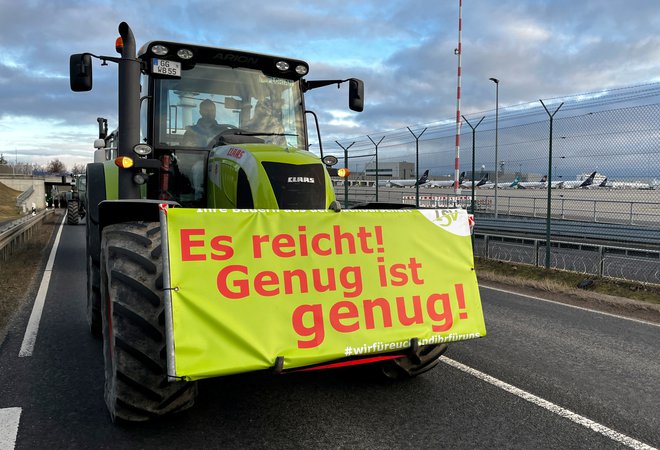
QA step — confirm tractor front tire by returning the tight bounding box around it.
[67,201,80,224]
[100,221,197,422]
[380,344,448,380]
[86,252,102,338]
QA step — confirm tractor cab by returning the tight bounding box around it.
[70,30,363,209]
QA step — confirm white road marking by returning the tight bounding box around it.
[18,214,66,357]
[0,407,21,450]
[441,357,656,450]
[482,285,660,327]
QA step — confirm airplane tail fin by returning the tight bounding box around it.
[475,173,489,187]
[416,169,430,185]
[580,171,597,187]
[541,175,548,182]
[599,177,608,187]
[510,176,521,187]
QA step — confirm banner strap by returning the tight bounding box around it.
[408,338,421,364]
[271,356,285,374]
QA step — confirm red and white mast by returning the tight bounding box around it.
[453,0,463,194]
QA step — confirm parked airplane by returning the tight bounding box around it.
[461,173,489,189]
[425,172,466,188]
[380,169,430,187]
[585,177,610,189]
[558,171,597,188]
[480,175,521,189]
[610,179,656,189]
[517,175,548,189]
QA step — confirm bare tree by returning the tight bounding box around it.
[46,158,67,174]
[0,153,7,165]
[71,163,87,175]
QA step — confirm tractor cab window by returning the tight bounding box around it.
[154,64,304,150]
[166,150,207,207]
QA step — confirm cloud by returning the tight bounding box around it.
[1,0,660,171]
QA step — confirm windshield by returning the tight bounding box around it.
[154,64,305,149]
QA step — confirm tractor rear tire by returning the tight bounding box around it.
[67,201,80,224]
[380,344,448,380]
[100,221,197,422]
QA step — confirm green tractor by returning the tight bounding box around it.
[70,22,447,422]
[65,174,87,224]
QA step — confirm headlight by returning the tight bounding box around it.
[322,155,338,166]
[275,61,290,71]
[133,144,153,156]
[151,45,168,56]
[177,48,193,59]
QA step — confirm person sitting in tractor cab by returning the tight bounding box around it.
[246,96,287,146]
[182,99,227,147]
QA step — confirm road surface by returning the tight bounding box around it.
[0,220,658,449]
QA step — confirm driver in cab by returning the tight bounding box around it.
[182,99,226,147]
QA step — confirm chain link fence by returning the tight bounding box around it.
[328,98,660,227]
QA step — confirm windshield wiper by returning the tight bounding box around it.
[235,131,298,137]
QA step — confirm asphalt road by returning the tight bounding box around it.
[0,221,658,449]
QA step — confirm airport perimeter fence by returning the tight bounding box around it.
[328,98,660,229]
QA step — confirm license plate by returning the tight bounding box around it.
[152,58,181,77]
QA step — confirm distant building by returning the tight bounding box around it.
[365,161,415,179]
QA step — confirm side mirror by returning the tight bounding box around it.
[348,78,364,112]
[70,54,93,92]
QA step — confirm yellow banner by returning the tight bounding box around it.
[166,208,486,380]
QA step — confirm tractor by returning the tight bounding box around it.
[65,174,87,224]
[70,22,451,422]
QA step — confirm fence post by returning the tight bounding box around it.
[407,127,427,208]
[367,135,385,202]
[540,99,564,270]
[534,239,539,267]
[335,141,355,207]
[462,116,485,214]
[629,202,634,225]
[593,200,597,222]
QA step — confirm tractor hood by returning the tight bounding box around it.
[207,144,336,210]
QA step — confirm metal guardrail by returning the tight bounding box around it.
[473,232,660,285]
[474,217,660,248]
[0,210,54,261]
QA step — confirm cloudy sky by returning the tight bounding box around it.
[2,0,660,171]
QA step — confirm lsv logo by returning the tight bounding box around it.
[420,209,470,236]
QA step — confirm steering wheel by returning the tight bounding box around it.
[208,125,243,147]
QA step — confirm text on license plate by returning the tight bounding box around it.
[153,59,181,77]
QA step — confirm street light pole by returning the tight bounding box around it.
[489,77,500,218]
